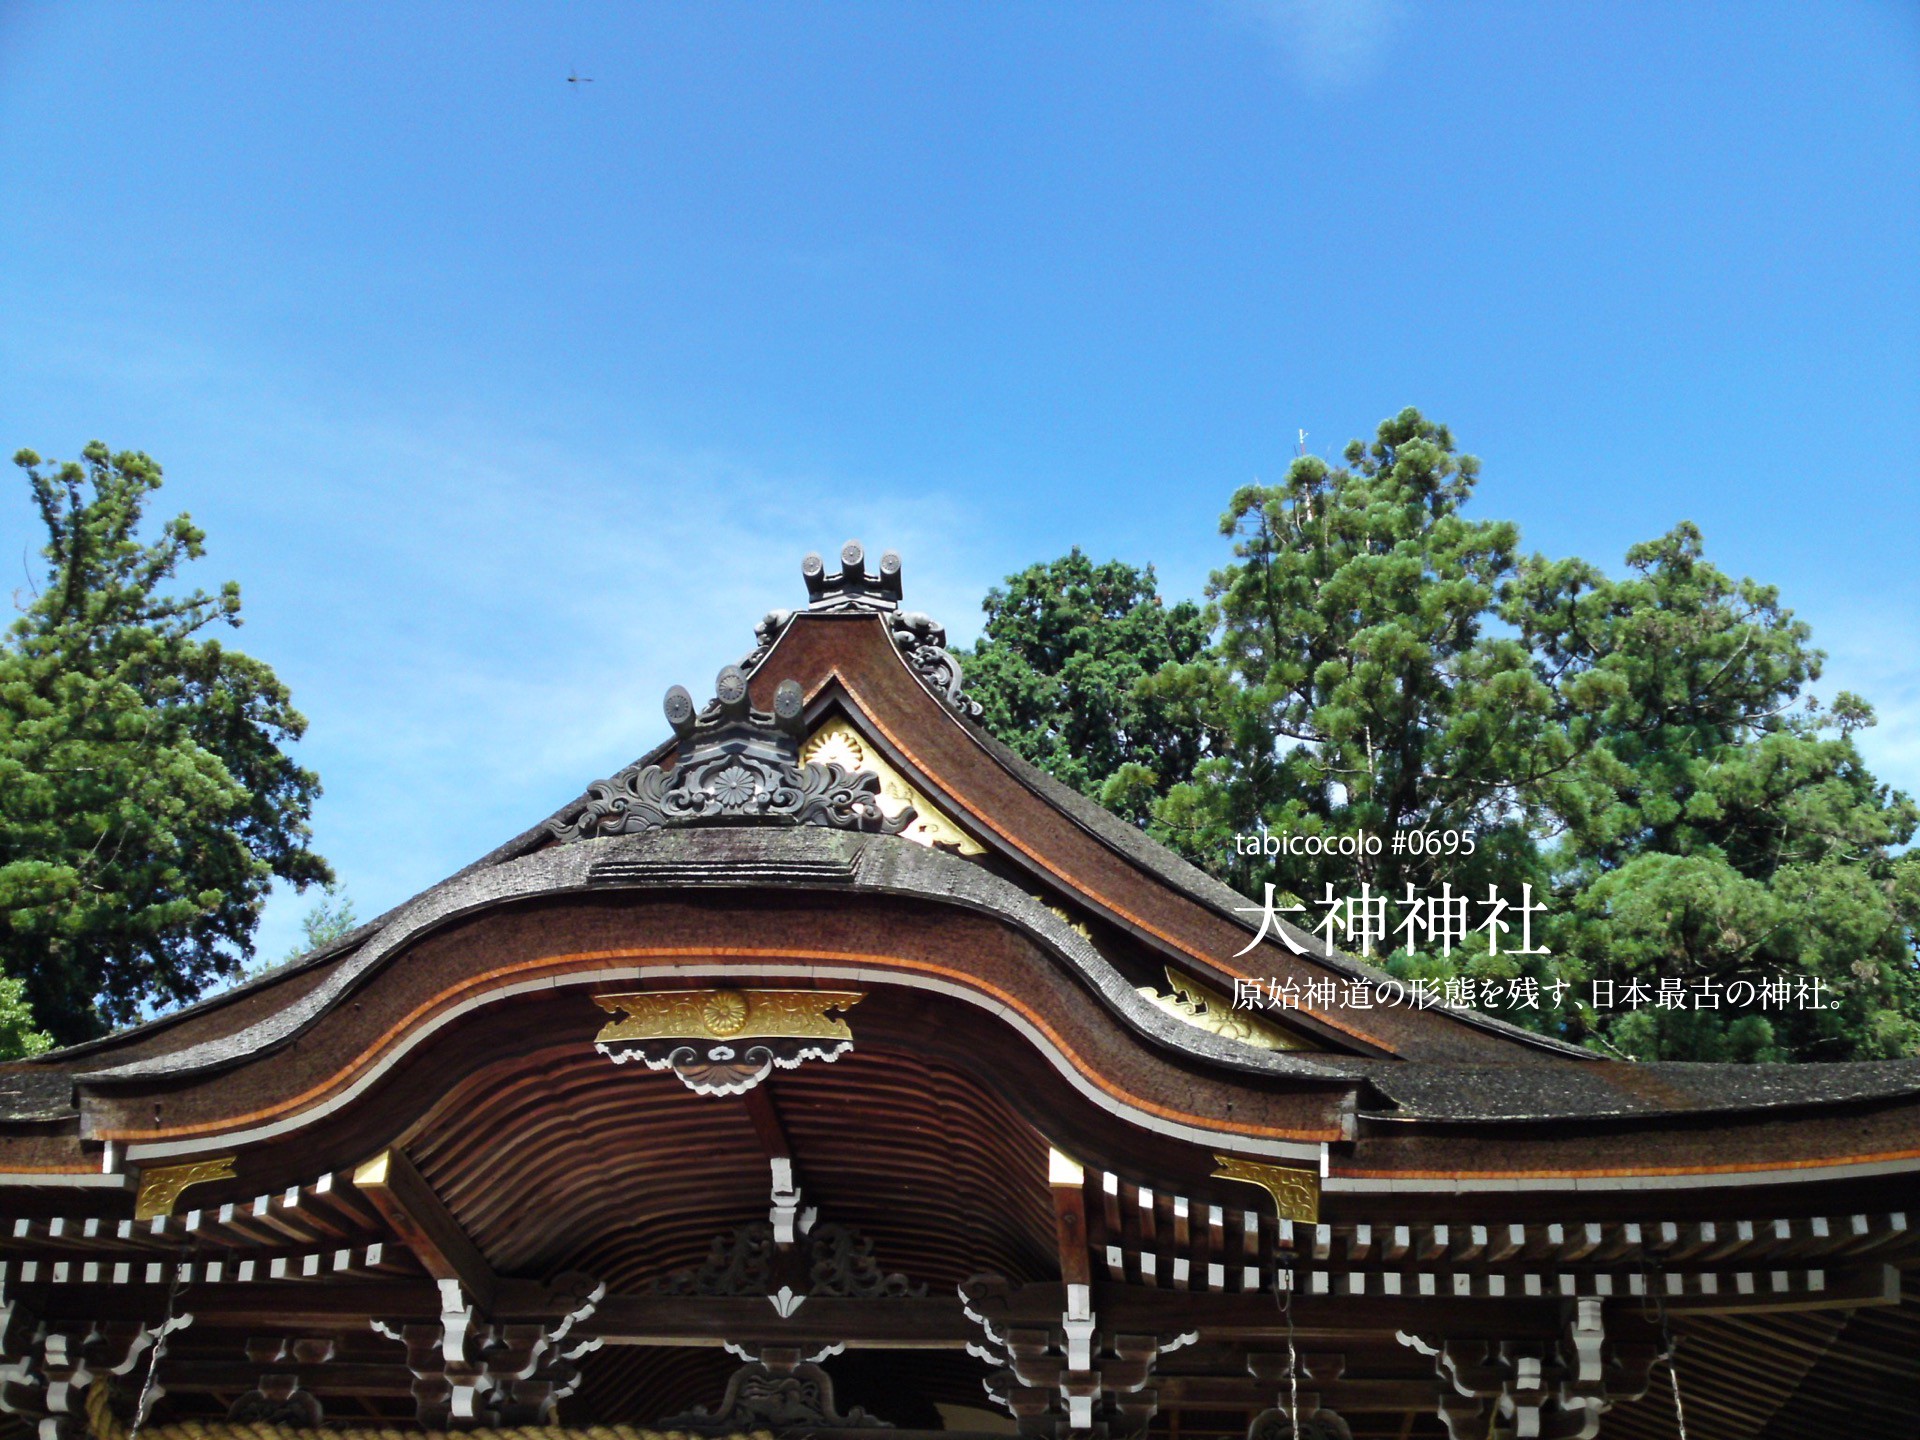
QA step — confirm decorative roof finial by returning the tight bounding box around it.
[803,541,904,613]
[733,544,981,721]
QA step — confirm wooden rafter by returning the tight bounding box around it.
[1048,1146,1092,1288]
[351,1147,497,1311]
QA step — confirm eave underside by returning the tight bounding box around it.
[4,1018,1918,1440]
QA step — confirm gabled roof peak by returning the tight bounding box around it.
[744,544,983,720]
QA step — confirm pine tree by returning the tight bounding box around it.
[1,444,330,1043]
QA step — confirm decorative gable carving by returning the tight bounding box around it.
[592,988,862,1096]
[1137,968,1318,1053]
[550,668,916,843]
[800,717,984,855]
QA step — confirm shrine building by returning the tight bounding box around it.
[2,544,1917,1440]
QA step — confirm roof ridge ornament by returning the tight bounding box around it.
[728,539,895,673]
[888,607,982,718]
[804,539,903,612]
[549,666,917,842]
[737,542,983,718]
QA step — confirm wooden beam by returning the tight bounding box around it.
[16,1264,1897,1354]
[23,1281,442,1327]
[153,1362,418,1399]
[1156,1376,1442,1413]
[570,1294,976,1346]
[16,1283,1567,1347]
[351,1149,497,1311]
[1660,1260,1900,1315]
[741,1086,793,1162]
[545,1287,1571,1346]
[157,1361,1446,1414]
[1048,1147,1092,1288]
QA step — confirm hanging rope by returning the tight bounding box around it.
[128,1246,191,1440]
[1637,1262,1689,1440]
[1657,1295,1689,1440]
[1271,1260,1298,1436]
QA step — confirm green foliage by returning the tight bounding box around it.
[963,550,1211,825]
[966,410,1920,1062]
[1,443,330,1044]
[0,973,53,1060]
[285,881,359,962]
[1146,409,1565,904]
[1509,527,1920,1058]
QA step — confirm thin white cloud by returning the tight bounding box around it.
[1229,0,1404,89]
[1818,610,1920,809]
[3,314,996,967]
[245,416,990,959]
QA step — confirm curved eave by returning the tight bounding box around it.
[13,607,1920,1181]
[69,829,1368,1094]
[1359,1057,1920,1124]
[741,610,1594,1061]
[25,606,1585,1074]
[0,825,1905,1173]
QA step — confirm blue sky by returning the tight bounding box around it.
[2,1,1917,964]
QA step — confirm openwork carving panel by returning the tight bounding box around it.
[661,1346,890,1432]
[649,1220,925,1304]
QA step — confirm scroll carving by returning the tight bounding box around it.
[661,1345,890,1431]
[1139,969,1312,1052]
[1396,1300,1663,1440]
[650,1224,780,1299]
[373,1274,604,1429]
[649,1221,924,1304]
[593,990,862,1096]
[593,989,860,1045]
[888,610,982,719]
[0,1313,192,1440]
[551,668,916,843]
[799,719,983,854]
[960,1274,1195,1440]
[809,1224,926,1300]
[134,1157,237,1221]
[1212,1156,1320,1224]
[736,609,795,674]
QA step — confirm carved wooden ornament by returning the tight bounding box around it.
[1212,1155,1321,1224]
[592,990,862,1096]
[133,1157,237,1220]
